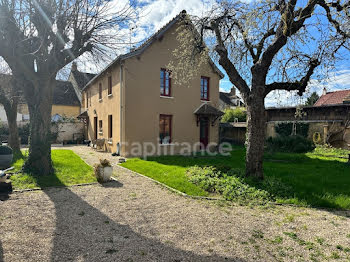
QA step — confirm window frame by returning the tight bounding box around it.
[160,68,171,97]
[99,83,102,100]
[108,76,112,96]
[200,76,210,101]
[159,114,172,144]
[108,115,113,139]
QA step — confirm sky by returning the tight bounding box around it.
[85,0,348,108]
[2,0,347,108]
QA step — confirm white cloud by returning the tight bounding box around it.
[265,69,350,107]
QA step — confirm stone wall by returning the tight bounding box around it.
[51,122,85,143]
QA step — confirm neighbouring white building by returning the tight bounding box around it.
[0,105,28,123]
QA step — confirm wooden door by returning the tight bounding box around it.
[200,117,209,149]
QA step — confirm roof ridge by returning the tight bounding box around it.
[82,10,224,91]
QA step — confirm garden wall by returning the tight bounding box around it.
[51,122,84,143]
[219,123,246,145]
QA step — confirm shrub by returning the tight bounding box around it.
[18,124,30,144]
[275,122,309,138]
[0,123,9,136]
[0,145,13,155]
[221,107,247,122]
[266,135,315,153]
[186,166,282,204]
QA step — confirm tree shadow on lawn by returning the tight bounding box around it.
[147,151,350,213]
[34,174,245,262]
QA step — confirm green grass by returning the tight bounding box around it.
[120,158,208,196]
[121,146,350,209]
[11,150,96,190]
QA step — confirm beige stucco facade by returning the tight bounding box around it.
[82,20,223,157]
[18,104,80,118]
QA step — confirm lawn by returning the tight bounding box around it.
[121,146,350,209]
[11,149,96,190]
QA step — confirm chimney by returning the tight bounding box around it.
[322,87,327,96]
[71,62,78,72]
[230,86,236,96]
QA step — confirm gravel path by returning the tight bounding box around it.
[1,146,350,262]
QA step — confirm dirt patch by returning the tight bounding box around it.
[0,146,349,261]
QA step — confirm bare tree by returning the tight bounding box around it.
[171,0,350,179]
[0,63,21,156]
[0,0,136,175]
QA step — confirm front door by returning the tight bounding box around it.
[199,117,209,149]
[94,117,98,140]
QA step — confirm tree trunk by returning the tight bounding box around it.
[22,79,54,175]
[245,94,266,179]
[7,106,21,156]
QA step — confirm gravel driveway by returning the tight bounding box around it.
[1,146,349,262]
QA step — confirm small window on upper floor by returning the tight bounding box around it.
[160,68,171,97]
[86,92,89,108]
[200,76,209,101]
[108,76,112,95]
[99,83,102,100]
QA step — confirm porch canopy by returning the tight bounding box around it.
[77,111,89,125]
[77,111,88,119]
[194,103,224,126]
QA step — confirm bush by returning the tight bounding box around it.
[275,122,309,138]
[0,123,9,136]
[186,166,292,204]
[221,107,247,122]
[0,145,13,155]
[266,135,315,153]
[186,166,285,204]
[18,124,30,144]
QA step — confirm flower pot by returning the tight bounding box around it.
[0,154,13,169]
[96,166,113,183]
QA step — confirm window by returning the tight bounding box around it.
[160,68,171,96]
[99,83,102,100]
[159,114,172,144]
[200,76,210,100]
[108,115,113,138]
[86,92,89,108]
[108,76,112,95]
[99,120,103,132]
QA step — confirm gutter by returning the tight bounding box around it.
[119,63,124,155]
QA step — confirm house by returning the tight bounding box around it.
[0,64,94,122]
[314,88,350,106]
[0,74,29,123]
[80,10,224,157]
[17,80,81,119]
[219,87,244,110]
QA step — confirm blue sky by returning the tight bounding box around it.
[80,0,350,107]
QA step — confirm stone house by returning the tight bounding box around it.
[219,87,244,110]
[80,10,224,157]
[314,88,350,106]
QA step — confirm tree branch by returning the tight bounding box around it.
[264,59,320,96]
[318,0,350,39]
[210,19,250,98]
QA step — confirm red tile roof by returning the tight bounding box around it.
[314,90,350,106]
